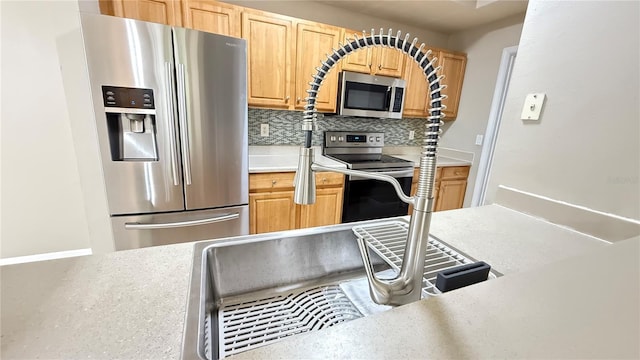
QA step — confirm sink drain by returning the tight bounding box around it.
[215,285,363,358]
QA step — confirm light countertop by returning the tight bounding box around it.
[2,205,636,359]
[248,146,346,173]
[248,145,470,173]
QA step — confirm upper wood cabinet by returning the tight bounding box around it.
[182,0,240,37]
[112,0,183,26]
[373,47,404,77]
[340,29,403,78]
[438,52,467,119]
[102,1,466,117]
[294,23,342,112]
[242,10,294,109]
[402,48,467,120]
[402,54,430,118]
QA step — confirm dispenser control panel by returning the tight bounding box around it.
[102,86,154,109]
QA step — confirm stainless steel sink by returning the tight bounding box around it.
[181,218,499,360]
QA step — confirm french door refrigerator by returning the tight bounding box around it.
[80,13,248,250]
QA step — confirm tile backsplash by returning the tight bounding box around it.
[248,108,429,146]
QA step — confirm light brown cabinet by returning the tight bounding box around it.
[249,191,297,234]
[103,0,466,117]
[242,10,294,109]
[249,172,344,234]
[299,187,343,228]
[438,52,467,119]
[182,0,240,37]
[294,22,342,112]
[408,165,468,213]
[436,166,469,211]
[401,54,431,118]
[402,48,467,120]
[341,29,403,78]
[111,0,183,26]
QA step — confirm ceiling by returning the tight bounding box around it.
[316,0,529,33]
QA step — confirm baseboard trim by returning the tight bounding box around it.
[0,248,93,266]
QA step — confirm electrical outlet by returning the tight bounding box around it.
[260,123,269,137]
[409,130,415,140]
[475,134,484,146]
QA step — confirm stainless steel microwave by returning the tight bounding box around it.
[337,71,406,119]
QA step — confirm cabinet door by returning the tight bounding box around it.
[242,11,294,109]
[341,29,373,74]
[114,0,182,26]
[435,179,467,211]
[402,56,429,118]
[249,191,297,234]
[439,52,467,119]
[373,47,404,78]
[294,23,341,112]
[182,0,240,37]
[299,187,343,228]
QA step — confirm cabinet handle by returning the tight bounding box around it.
[368,63,372,68]
[272,180,277,185]
[322,178,327,183]
[297,97,301,103]
[285,96,290,102]
[378,64,382,70]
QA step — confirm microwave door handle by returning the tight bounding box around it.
[386,86,393,110]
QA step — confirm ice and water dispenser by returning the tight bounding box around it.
[102,86,158,161]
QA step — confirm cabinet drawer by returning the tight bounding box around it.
[441,166,470,180]
[250,172,295,192]
[315,171,344,188]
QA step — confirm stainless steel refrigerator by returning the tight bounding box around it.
[80,13,248,250]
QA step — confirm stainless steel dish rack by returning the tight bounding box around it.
[352,221,497,297]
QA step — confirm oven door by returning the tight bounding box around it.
[342,168,414,223]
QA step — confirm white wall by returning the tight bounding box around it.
[227,0,450,48]
[486,0,640,220]
[440,15,524,207]
[0,1,92,257]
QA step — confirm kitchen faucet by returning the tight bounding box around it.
[294,28,446,306]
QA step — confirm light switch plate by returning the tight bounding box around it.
[260,123,269,137]
[521,93,546,121]
[475,134,483,145]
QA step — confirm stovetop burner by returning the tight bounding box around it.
[326,154,413,170]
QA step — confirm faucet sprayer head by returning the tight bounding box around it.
[293,147,316,205]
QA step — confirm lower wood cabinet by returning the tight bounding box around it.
[249,171,344,234]
[408,165,469,213]
[249,191,297,234]
[299,187,343,228]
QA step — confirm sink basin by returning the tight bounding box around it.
[181,218,499,360]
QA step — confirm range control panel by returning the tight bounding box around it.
[324,131,384,148]
[102,86,154,109]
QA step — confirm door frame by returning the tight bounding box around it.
[471,45,518,207]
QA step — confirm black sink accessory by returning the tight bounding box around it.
[435,261,491,293]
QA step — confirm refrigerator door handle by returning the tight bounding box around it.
[165,61,180,186]
[176,63,192,185]
[124,213,240,230]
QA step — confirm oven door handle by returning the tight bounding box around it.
[349,168,414,181]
